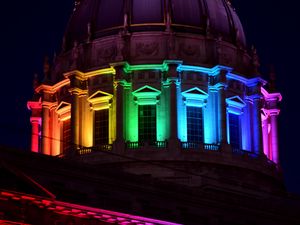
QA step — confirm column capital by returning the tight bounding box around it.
[111,61,128,80]
[266,109,281,116]
[113,80,128,88]
[247,94,263,102]
[212,82,227,90]
[69,87,88,96]
[163,60,183,66]
[166,77,180,85]
[164,60,182,80]
[27,101,42,110]
[64,70,85,80]
[42,101,57,110]
[30,117,41,124]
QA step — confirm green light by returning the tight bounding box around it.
[123,62,169,74]
[124,84,169,142]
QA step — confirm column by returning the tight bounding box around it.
[241,97,253,151]
[270,110,280,164]
[115,81,124,143]
[204,87,218,144]
[218,84,227,145]
[111,62,127,152]
[81,93,93,147]
[27,101,42,153]
[30,117,40,153]
[169,79,179,140]
[70,90,80,149]
[164,61,181,143]
[42,103,51,155]
[252,97,264,155]
[262,118,270,158]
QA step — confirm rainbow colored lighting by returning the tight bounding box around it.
[29,63,281,165]
[177,65,232,76]
[123,62,169,73]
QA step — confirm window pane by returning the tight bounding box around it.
[229,113,240,148]
[138,105,157,142]
[94,109,109,145]
[132,0,164,24]
[63,119,71,153]
[97,0,124,30]
[187,106,203,142]
[171,0,202,26]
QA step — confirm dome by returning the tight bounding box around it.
[65,0,246,50]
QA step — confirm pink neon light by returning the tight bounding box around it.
[1,191,181,225]
[261,87,281,164]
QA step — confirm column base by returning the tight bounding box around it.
[220,142,232,154]
[113,140,125,154]
[168,138,181,157]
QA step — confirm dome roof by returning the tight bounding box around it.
[65,0,246,50]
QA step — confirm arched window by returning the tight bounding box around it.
[228,113,240,148]
[62,119,71,153]
[131,0,164,24]
[94,109,109,145]
[88,91,113,146]
[181,87,208,144]
[132,85,161,144]
[138,105,156,142]
[186,106,203,143]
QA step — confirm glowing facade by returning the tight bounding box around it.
[28,0,282,186]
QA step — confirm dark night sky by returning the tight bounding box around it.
[0,0,299,194]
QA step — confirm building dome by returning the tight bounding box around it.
[65,0,246,50]
[29,0,283,195]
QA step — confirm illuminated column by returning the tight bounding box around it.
[261,87,282,163]
[206,87,218,144]
[216,70,228,146]
[252,96,264,155]
[241,97,253,151]
[112,63,126,145]
[81,94,93,147]
[65,70,88,152]
[27,101,42,153]
[165,61,181,144]
[78,91,90,146]
[169,78,179,140]
[115,81,125,143]
[270,109,280,164]
[70,89,80,148]
[42,102,51,155]
[30,117,40,153]
[262,117,270,158]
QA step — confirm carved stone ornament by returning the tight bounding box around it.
[97,46,117,62]
[179,43,200,57]
[136,42,159,57]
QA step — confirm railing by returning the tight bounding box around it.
[204,144,220,151]
[232,148,258,158]
[126,141,141,149]
[126,141,168,149]
[78,145,112,155]
[181,142,201,149]
[181,142,220,151]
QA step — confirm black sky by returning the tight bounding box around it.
[0,0,299,194]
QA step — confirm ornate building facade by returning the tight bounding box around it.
[20,1,300,224]
[28,0,281,179]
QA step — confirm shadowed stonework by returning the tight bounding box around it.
[2,0,299,224]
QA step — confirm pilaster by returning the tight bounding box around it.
[111,62,127,152]
[65,70,88,153]
[165,61,182,153]
[27,101,42,153]
[269,109,280,164]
